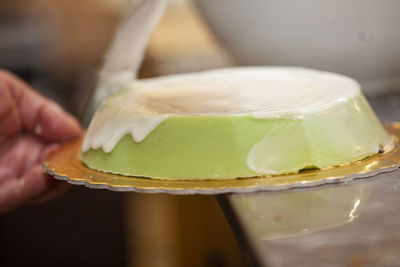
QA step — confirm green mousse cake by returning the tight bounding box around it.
[80,67,394,180]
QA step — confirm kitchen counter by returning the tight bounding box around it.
[220,93,400,267]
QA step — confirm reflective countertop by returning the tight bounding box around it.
[229,170,400,266]
[226,93,400,267]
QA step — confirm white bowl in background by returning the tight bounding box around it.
[195,0,400,94]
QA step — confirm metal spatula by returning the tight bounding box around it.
[82,0,167,127]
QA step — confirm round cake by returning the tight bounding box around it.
[80,67,394,180]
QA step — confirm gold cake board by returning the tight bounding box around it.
[43,123,400,194]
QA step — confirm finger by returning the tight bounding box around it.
[0,165,53,213]
[29,180,71,205]
[26,143,71,204]
[34,101,83,142]
[0,70,83,142]
[0,71,22,136]
[43,143,60,157]
[0,135,44,183]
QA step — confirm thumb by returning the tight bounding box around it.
[33,101,82,142]
[0,70,82,142]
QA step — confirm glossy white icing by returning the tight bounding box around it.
[82,67,362,153]
[81,105,169,153]
[121,67,360,117]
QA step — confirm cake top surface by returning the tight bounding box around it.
[82,67,364,152]
[107,67,360,118]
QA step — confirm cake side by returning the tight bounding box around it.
[80,96,393,180]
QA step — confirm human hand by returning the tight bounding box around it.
[0,70,82,213]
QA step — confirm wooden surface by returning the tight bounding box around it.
[125,194,246,267]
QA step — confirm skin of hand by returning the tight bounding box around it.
[0,70,82,213]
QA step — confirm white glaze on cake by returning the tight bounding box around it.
[116,67,359,116]
[82,67,362,153]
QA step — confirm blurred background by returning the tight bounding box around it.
[0,0,244,267]
[2,0,400,266]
